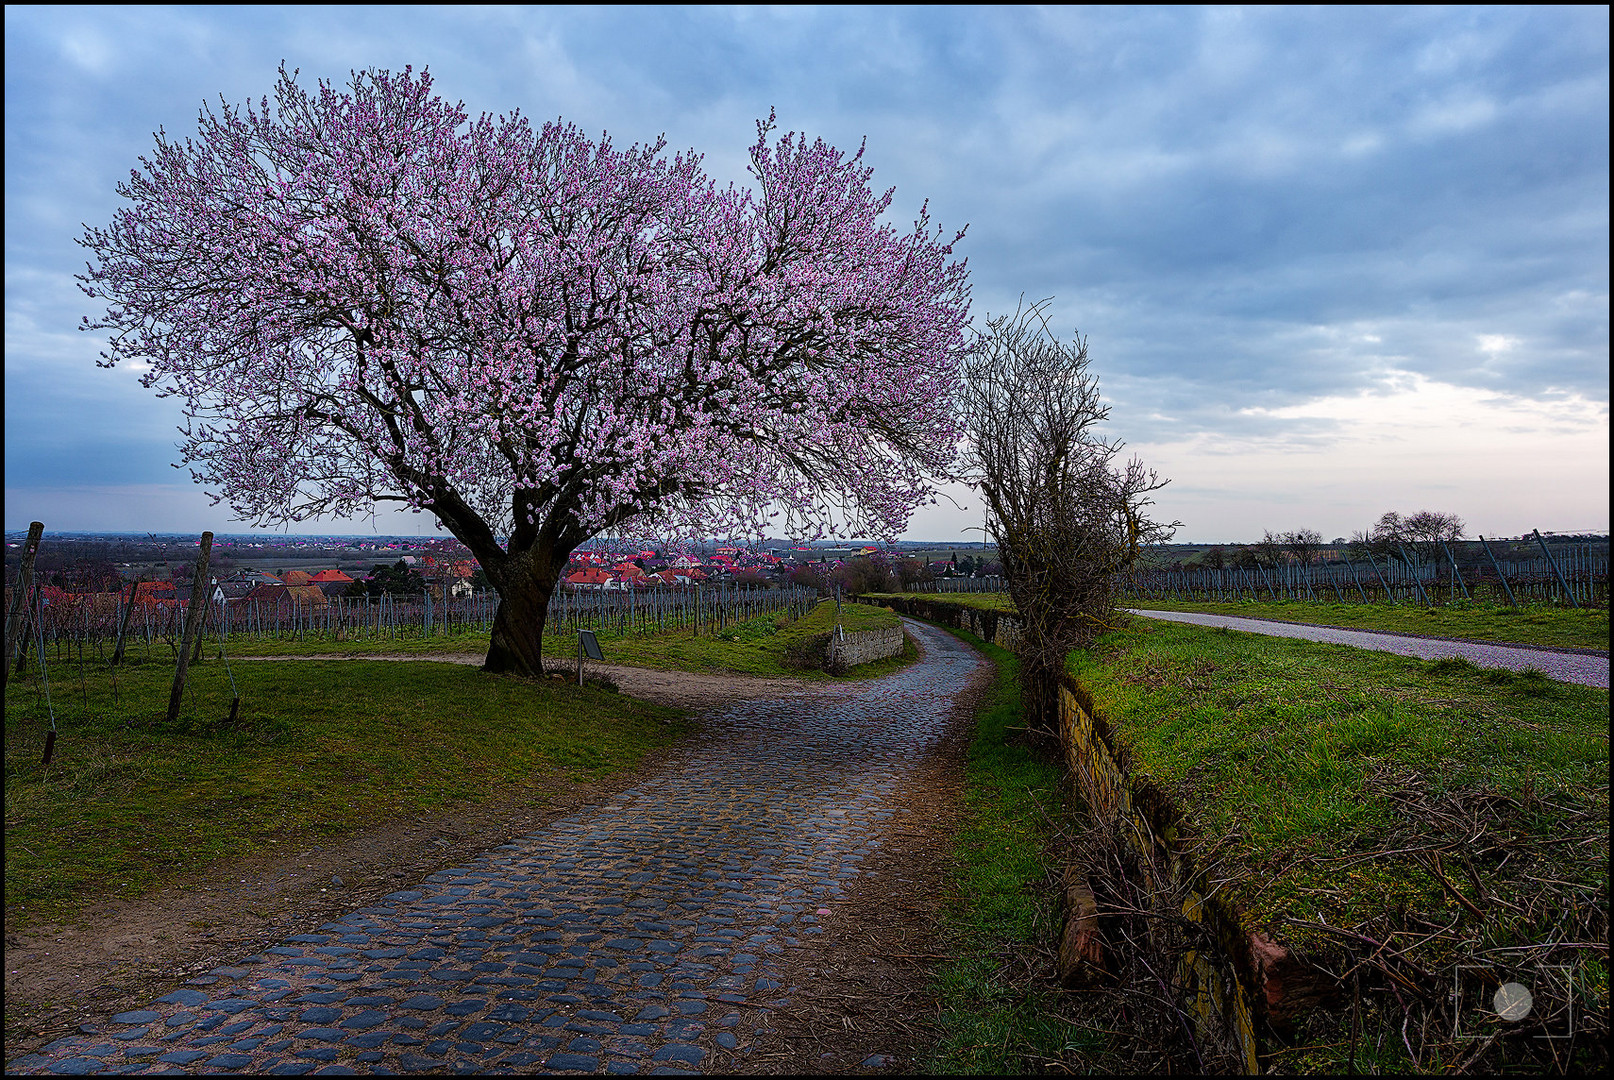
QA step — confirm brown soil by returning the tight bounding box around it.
[4,649,982,1074]
[741,656,991,1074]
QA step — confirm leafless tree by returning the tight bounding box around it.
[957,298,1178,735]
[1360,509,1466,580]
[1254,530,1286,568]
[1281,528,1325,566]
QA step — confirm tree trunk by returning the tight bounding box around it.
[483,547,567,676]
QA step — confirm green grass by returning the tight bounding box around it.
[920,625,1105,1074]
[1067,618,1609,1071]
[219,599,908,679]
[862,590,1018,614]
[1127,597,1609,652]
[4,654,686,926]
[217,627,490,658]
[573,599,905,678]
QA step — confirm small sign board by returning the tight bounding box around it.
[578,629,604,661]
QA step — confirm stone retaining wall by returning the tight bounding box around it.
[867,595,1021,651]
[1058,677,1261,1073]
[869,592,1262,1071]
[824,625,906,673]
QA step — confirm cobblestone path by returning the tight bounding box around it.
[8,618,985,1076]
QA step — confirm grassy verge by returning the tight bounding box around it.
[217,599,909,679]
[4,655,686,926]
[573,599,905,678]
[211,627,490,658]
[919,624,1107,1074]
[1126,598,1608,652]
[862,590,1017,614]
[1068,618,1609,1072]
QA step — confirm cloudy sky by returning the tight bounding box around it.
[6,6,1608,543]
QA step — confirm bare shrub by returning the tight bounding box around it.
[957,297,1177,735]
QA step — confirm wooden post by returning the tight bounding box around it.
[112,581,139,666]
[4,521,44,685]
[191,582,213,663]
[167,532,213,724]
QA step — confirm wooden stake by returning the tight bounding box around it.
[4,521,44,685]
[112,580,138,666]
[167,532,213,724]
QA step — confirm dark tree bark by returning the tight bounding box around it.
[482,544,572,676]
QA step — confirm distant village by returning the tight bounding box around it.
[2,533,1001,613]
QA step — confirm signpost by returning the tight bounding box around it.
[578,629,604,685]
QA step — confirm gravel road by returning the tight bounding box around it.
[1126,609,1609,689]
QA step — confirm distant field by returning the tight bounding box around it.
[1129,598,1608,652]
[221,599,910,680]
[861,592,1608,652]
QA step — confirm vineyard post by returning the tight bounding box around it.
[190,585,209,663]
[1363,551,1396,605]
[1530,530,1578,609]
[1442,541,1471,602]
[1477,536,1518,607]
[3,520,45,685]
[1341,556,1369,603]
[112,580,138,666]
[1395,544,1431,605]
[166,531,213,724]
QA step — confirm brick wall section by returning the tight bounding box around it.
[824,625,905,673]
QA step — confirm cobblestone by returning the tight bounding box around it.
[7,618,979,1075]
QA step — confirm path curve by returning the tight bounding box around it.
[7,617,986,1076]
[1126,609,1609,689]
[228,653,823,712]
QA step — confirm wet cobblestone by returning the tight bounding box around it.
[7,618,981,1076]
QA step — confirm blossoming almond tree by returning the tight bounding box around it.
[79,66,971,674]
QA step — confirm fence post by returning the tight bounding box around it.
[1341,557,1369,603]
[1363,552,1395,604]
[1476,536,1517,607]
[1441,541,1471,602]
[4,520,45,685]
[112,580,139,666]
[167,531,214,724]
[1530,530,1578,609]
[1396,544,1431,605]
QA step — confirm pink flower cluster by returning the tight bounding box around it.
[79,66,972,556]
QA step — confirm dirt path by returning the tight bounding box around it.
[224,652,825,711]
[5,626,987,1074]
